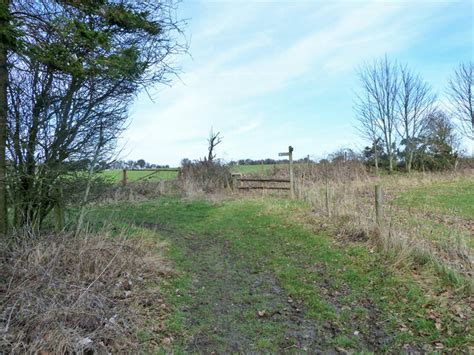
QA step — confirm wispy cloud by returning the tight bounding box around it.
[120,0,470,165]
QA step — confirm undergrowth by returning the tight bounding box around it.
[0,229,173,354]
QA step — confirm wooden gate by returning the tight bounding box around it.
[232,174,291,192]
[231,146,294,196]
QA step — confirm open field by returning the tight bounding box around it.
[84,186,473,352]
[294,171,473,278]
[102,164,277,184]
[380,174,473,252]
[102,165,274,183]
[102,169,179,182]
[230,164,276,174]
[394,177,474,219]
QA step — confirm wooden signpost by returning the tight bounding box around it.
[233,146,294,197]
[279,146,294,198]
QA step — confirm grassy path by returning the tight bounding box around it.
[156,227,321,352]
[91,197,472,352]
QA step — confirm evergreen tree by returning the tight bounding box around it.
[0,1,185,232]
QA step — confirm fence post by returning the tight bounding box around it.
[325,181,330,216]
[289,146,294,199]
[122,169,128,186]
[304,154,309,181]
[232,174,237,192]
[324,161,330,216]
[375,184,383,226]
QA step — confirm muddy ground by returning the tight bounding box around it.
[145,222,393,353]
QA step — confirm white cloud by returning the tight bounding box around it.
[119,0,462,165]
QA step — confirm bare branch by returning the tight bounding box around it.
[447,61,473,140]
[207,128,223,162]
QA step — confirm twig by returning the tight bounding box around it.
[2,300,18,334]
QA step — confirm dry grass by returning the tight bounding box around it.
[291,164,473,291]
[0,229,173,354]
[180,160,231,197]
[98,179,181,203]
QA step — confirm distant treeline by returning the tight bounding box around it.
[225,145,474,172]
[228,158,309,166]
[109,159,170,170]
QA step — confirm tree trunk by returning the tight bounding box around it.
[407,151,414,173]
[383,126,394,174]
[373,141,379,176]
[0,0,10,236]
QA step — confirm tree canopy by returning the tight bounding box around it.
[0,0,186,232]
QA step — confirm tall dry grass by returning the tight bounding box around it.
[0,230,173,353]
[180,160,231,197]
[287,162,473,290]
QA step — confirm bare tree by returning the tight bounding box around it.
[0,0,10,236]
[355,92,381,174]
[447,62,473,140]
[356,56,399,172]
[397,65,436,172]
[207,128,222,162]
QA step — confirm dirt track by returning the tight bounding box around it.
[145,222,390,352]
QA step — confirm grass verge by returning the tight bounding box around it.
[87,196,473,352]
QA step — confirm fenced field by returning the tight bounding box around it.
[83,167,473,352]
[103,165,274,183]
[394,178,474,219]
[230,164,276,174]
[5,161,473,353]
[102,168,180,182]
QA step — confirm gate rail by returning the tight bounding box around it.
[232,173,290,191]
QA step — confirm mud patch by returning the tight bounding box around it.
[144,222,331,352]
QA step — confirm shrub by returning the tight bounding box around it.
[179,159,231,195]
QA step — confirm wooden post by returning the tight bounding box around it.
[232,174,237,192]
[324,161,330,216]
[159,180,165,194]
[375,184,383,226]
[325,181,330,216]
[122,169,128,186]
[289,146,294,199]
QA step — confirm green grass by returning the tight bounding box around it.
[86,197,472,352]
[394,177,474,219]
[230,164,276,174]
[231,163,310,175]
[101,169,179,183]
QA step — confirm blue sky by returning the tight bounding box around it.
[119,0,473,166]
